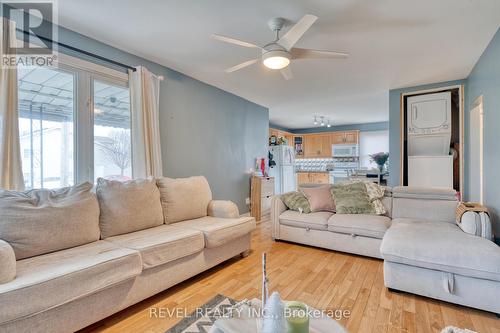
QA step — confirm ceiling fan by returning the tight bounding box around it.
[211,14,349,80]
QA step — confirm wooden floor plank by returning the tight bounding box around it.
[80,217,500,333]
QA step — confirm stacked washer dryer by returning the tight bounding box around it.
[407,92,454,188]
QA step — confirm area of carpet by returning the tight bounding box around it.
[165,294,237,333]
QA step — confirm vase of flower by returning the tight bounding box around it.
[370,152,389,173]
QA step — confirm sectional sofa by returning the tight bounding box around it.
[0,176,256,333]
[272,186,500,315]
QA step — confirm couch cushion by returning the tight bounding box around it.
[391,197,458,223]
[0,182,100,259]
[327,214,391,239]
[381,220,500,282]
[173,216,256,248]
[105,225,205,269]
[301,185,335,212]
[279,210,333,231]
[392,186,457,200]
[97,178,164,238]
[157,176,213,224]
[0,241,142,324]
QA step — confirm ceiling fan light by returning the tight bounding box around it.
[262,50,290,70]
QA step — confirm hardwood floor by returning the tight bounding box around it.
[81,217,500,333]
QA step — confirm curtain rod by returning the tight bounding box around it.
[17,29,137,72]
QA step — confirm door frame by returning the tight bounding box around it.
[399,84,464,194]
[469,95,484,203]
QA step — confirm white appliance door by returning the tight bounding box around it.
[407,92,452,156]
[269,146,282,166]
[281,165,295,193]
[268,165,280,194]
[408,92,451,131]
[282,146,294,165]
[408,156,453,188]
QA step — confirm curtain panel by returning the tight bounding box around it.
[129,66,163,178]
[0,18,24,190]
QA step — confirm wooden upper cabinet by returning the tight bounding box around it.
[344,131,359,144]
[303,134,331,157]
[330,131,359,144]
[330,132,345,145]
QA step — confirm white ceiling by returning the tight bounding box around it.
[57,0,500,129]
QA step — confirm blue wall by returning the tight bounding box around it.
[388,80,466,187]
[466,28,500,236]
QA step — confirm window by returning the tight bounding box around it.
[17,55,131,189]
[359,130,389,169]
[18,66,75,189]
[93,80,131,181]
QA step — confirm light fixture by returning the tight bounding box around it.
[262,50,291,70]
[320,117,325,127]
[313,116,318,125]
[327,120,331,128]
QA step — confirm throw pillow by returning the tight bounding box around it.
[301,185,336,212]
[0,182,100,259]
[330,182,376,214]
[156,176,213,223]
[346,180,386,215]
[281,191,311,214]
[97,178,164,238]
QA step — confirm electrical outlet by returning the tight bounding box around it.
[245,197,250,205]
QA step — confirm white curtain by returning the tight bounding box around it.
[0,18,24,190]
[129,66,163,178]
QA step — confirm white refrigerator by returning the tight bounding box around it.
[268,145,296,194]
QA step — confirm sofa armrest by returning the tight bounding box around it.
[207,200,240,218]
[0,240,16,284]
[271,195,287,240]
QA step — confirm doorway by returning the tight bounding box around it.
[400,85,464,195]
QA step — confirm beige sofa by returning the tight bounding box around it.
[272,186,500,315]
[0,176,256,333]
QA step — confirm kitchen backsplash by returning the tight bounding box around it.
[295,158,335,171]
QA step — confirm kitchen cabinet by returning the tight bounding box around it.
[297,172,330,185]
[344,131,359,144]
[297,173,310,185]
[330,132,345,145]
[329,131,359,144]
[303,134,331,157]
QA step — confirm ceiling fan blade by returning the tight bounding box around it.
[280,66,293,80]
[291,48,349,59]
[225,59,260,73]
[278,14,318,50]
[211,34,261,49]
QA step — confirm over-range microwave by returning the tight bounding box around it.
[332,144,359,157]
